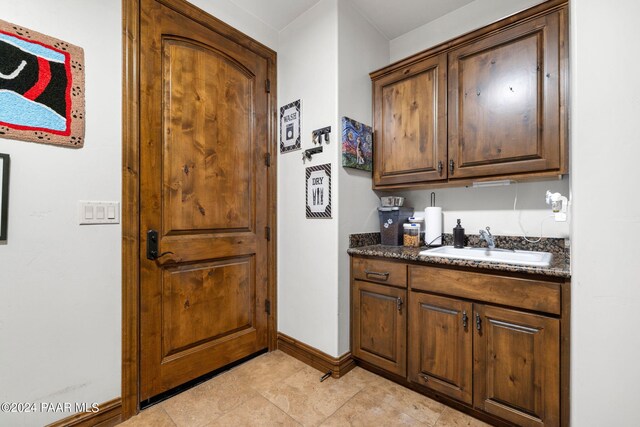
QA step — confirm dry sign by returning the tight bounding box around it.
[306,163,331,218]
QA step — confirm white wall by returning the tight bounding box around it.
[277,0,341,356]
[570,0,640,425]
[384,0,570,240]
[0,1,277,426]
[0,2,121,426]
[337,0,389,355]
[190,0,278,50]
[389,0,545,62]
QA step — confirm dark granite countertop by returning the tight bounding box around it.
[348,233,571,278]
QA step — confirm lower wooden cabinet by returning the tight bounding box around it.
[474,305,560,427]
[408,293,473,404]
[352,279,406,376]
[350,256,568,426]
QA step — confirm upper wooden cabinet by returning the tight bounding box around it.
[370,2,568,189]
[448,11,564,179]
[373,54,447,186]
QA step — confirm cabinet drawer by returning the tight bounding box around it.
[353,257,407,288]
[409,265,561,315]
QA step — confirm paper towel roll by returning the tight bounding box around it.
[425,207,442,246]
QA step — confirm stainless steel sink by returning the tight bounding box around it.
[419,246,552,267]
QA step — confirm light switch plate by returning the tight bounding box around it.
[78,201,120,225]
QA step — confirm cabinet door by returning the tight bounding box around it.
[474,305,560,427]
[409,293,473,404]
[448,10,564,179]
[352,280,406,376]
[373,53,447,187]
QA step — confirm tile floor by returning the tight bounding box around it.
[120,350,491,427]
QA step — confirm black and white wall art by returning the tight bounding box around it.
[280,99,301,153]
[0,153,10,241]
[306,163,331,218]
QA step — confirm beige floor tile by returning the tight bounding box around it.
[205,395,300,427]
[336,366,389,389]
[260,365,364,426]
[434,407,491,427]
[230,350,308,394]
[161,369,260,427]
[319,389,426,427]
[119,404,176,427]
[356,380,446,426]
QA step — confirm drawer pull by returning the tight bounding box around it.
[364,270,390,280]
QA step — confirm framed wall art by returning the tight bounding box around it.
[341,116,372,171]
[280,99,301,153]
[306,163,331,219]
[0,153,10,241]
[0,19,85,148]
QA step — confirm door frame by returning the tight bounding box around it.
[121,0,278,419]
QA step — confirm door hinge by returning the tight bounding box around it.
[265,79,271,93]
[265,226,271,241]
[265,299,271,315]
[265,152,271,167]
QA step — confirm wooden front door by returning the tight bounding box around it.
[139,0,271,400]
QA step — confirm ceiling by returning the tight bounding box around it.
[228,0,475,40]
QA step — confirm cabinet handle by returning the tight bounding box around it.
[449,159,455,175]
[475,312,482,332]
[364,270,390,280]
[419,373,429,382]
[437,160,443,176]
[397,297,403,313]
[462,310,468,329]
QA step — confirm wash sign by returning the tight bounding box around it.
[306,163,331,218]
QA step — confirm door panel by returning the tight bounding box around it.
[408,293,473,404]
[373,53,447,186]
[352,280,406,376]
[161,257,254,358]
[474,305,560,427]
[140,0,269,400]
[448,11,561,178]
[163,39,253,232]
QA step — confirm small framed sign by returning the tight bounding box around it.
[280,99,301,153]
[306,163,331,218]
[0,153,10,241]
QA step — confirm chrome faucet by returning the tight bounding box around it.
[479,227,495,250]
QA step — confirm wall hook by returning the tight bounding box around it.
[302,146,323,163]
[312,126,331,145]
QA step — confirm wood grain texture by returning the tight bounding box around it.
[370,1,568,190]
[121,0,141,419]
[408,292,473,404]
[373,53,447,187]
[409,265,561,315]
[45,398,121,427]
[277,333,355,379]
[352,257,407,288]
[448,10,562,179]
[352,279,407,376]
[122,0,276,415]
[474,305,560,427]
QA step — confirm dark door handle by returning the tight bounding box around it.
[146,229,175,261]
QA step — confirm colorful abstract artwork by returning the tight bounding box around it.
[341,116,372,172]
[0,19,85,148]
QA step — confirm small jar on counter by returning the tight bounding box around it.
[403,223,420,247]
